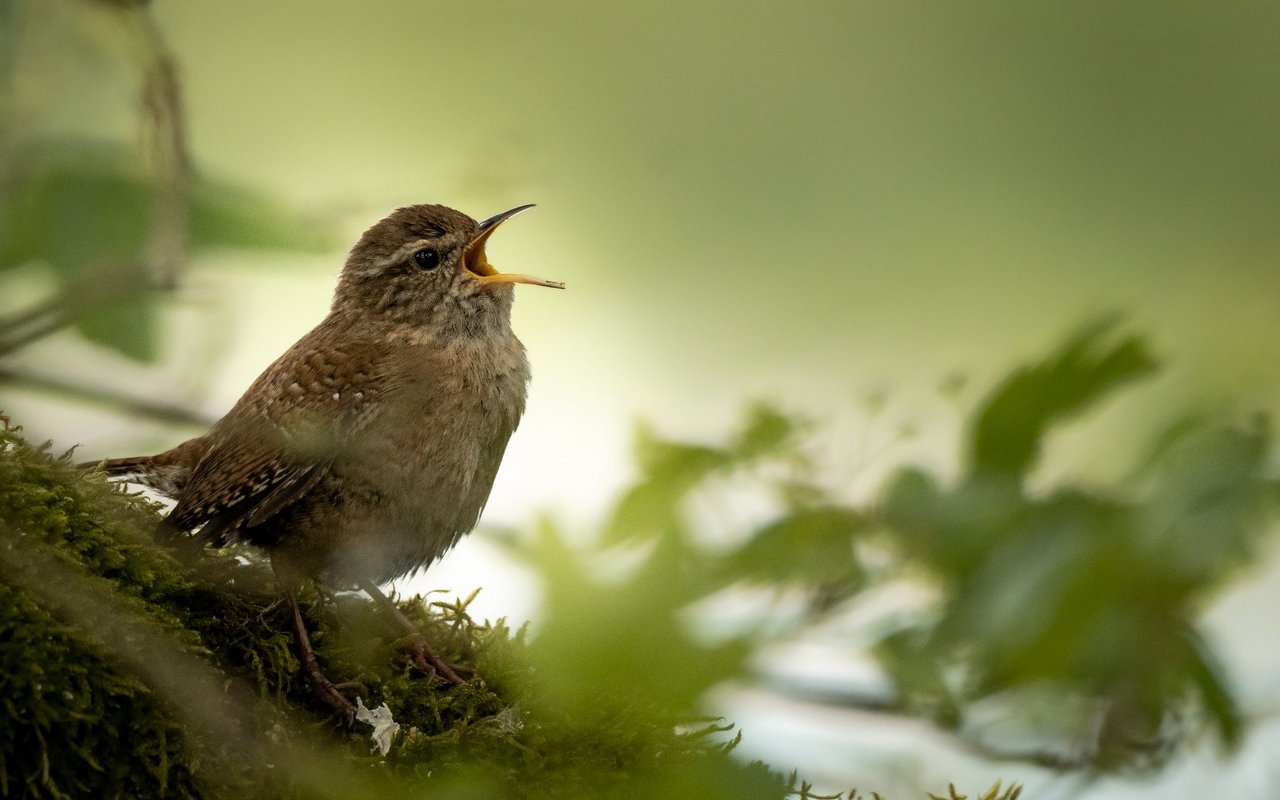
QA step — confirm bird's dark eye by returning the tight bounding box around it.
[413,248,439,270]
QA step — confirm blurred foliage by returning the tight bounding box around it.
[549,320,1277,772]
[0,0,327,368]
[0,137,329,361]
[877,324,1272,768]
[0,414,1025,799]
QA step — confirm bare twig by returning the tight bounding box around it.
[130,5,192,290]
[0,304,74,357]
[761,677,1107,772]
[0,263,158,358]
[0,364,216,428]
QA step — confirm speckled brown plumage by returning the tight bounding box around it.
[95,203,561,588]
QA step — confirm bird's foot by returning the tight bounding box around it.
[288,593,357,719]
[361,581,468,686]
[305,661,358,720]
[402,631,468,685]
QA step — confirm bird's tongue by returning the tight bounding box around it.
[465,246,565,288]
[464,208,565,289]
[463,232,501,278]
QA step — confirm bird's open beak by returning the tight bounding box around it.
[463,204,565,289]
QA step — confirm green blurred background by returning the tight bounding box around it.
[3,0,1280,797]
[11,0,1280,484]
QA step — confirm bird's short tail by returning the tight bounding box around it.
[83,455,153,479]
[78,436,209,498]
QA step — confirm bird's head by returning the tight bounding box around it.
[335,203,562,328]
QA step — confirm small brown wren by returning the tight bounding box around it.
[93,203,562,699]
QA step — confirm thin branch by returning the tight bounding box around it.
[0,365,216,428]
[0,264,156,358]
[759,677,1106,772]
[0,295,66,337]
[132,4,192,290]
[0,305,73,357]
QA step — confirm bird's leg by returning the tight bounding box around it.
[359,581,465,685]
[287,591,357,718]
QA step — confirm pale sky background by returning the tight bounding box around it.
[4,1,1280,796]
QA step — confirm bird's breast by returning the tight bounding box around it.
[350,330,529,520]
[313,330,528,581]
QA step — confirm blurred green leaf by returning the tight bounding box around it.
[634,422,731,480]
[731,403,801,460]
[928,494,1101,680]
[728,507,865,588]
[880,469,1024,574]
[968,317,1158,477]
[1182,626,1243,751]
[0,145,150,278]
[874,626,959,726]
[528,520,752,720]
[0,138,328,361]
[604,423,731,546]
[1,139,327,267]
[190,178,330,252]
[74,294,159,362]
[606,408,814,548]
[1136,419,1273,583]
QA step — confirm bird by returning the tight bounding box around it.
[88,203,563,713]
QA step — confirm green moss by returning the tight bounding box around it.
[0,416,787,799]
[0,420,203,798]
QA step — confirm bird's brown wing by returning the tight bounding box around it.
[164,333,395,544]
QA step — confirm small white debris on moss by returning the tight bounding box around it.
[355,697,400,756]
[490,705,523,733]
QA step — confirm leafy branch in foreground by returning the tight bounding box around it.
[568,319,1276,773]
